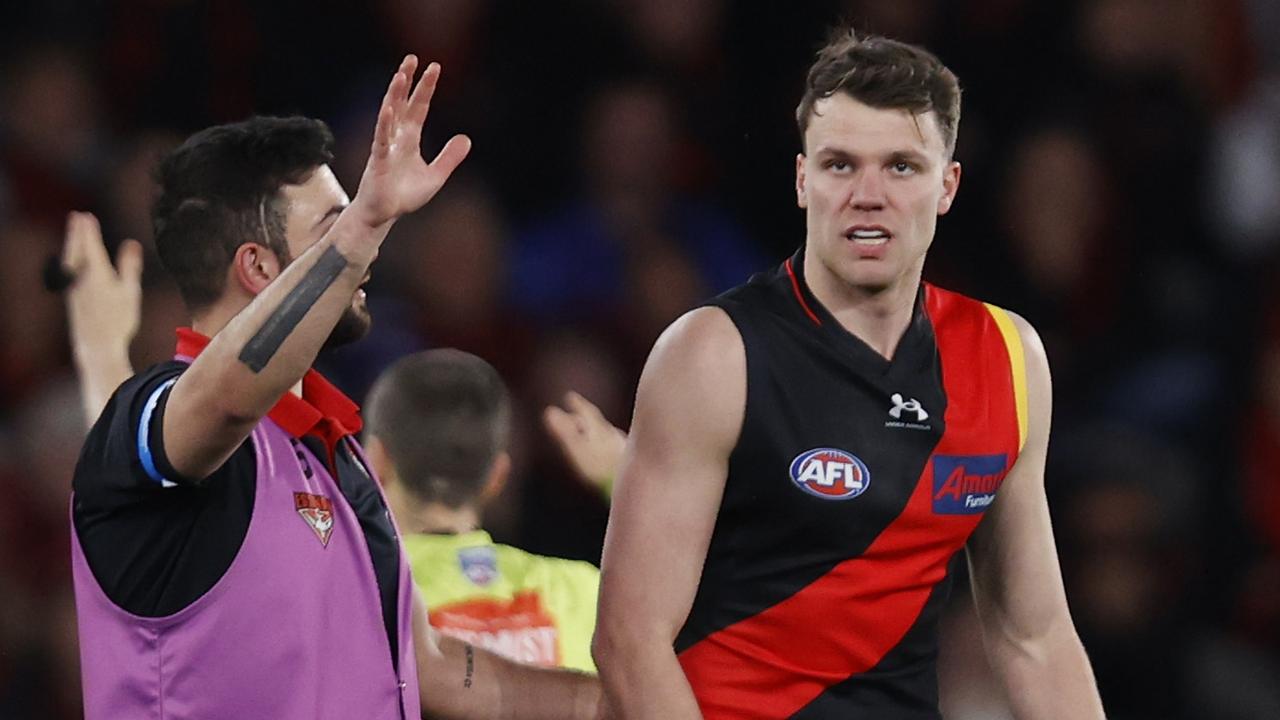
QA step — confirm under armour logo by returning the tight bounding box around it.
[889,393,929,422]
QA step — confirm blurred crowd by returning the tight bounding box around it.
[1,1,1278,717]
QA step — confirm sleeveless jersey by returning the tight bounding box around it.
[405,530,599,672]
[676,249,1028,719]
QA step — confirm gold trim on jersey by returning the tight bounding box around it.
[983,304,1029,452]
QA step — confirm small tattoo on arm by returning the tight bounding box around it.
[238,245,349,373]
[463,643,474,688]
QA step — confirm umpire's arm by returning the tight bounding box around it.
[412,590,606,720]
[966,312,1107,719]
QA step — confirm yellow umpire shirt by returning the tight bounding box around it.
[404,530,600,672]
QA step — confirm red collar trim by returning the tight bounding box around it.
[174,327,362,449]
[784,257,823,327]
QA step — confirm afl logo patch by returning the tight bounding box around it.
[459,546,499,587]
[789,448,871,500]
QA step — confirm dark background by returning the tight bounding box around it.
[1,1,1278,717]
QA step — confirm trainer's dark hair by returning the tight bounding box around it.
[796,29,961,156]
[152,116,335,311]
[364,350,512,509]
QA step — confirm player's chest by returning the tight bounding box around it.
[742,369,939,504]
[730,353,1011,534]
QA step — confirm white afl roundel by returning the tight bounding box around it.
[789,448,871,500]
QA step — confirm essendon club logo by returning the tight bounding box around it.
[931,454,1008,515]
[295,492,335,547]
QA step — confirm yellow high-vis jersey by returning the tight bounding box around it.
[405,530,599,672]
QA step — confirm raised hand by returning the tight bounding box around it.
[62,211,143,423]
[543,391,628,500]
[64,212,143,355]
[353,55,471,228]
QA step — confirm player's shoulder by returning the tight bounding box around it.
[925,283,1049,378]
[657,305,742,354]
[707,260,791,315]
[86,360,189,444]
[639,306,746,400]
[115,360,190,409]
[926,284,1039,341]
[75,357,259,500]
[493,543,600,588]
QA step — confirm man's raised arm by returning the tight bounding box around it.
[162,56,469,481]
[593,307,745,719]
[62,212,143,426]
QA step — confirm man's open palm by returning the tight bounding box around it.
[354,55,471,227]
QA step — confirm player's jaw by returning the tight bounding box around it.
[322,272,373,350]
[810,215,925,297]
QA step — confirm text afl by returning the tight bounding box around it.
[789,448,872,501]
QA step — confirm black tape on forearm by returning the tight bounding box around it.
[238,244,349,373]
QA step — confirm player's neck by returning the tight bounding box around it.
[190,310,231,347]
[803,253,921,361]
[401,500,482,536]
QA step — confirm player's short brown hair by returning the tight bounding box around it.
[364,349,511,509]
[795,28,962,156]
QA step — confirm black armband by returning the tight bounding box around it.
[238,245,349,373]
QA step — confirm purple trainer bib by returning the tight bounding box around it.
[72,414,421,719]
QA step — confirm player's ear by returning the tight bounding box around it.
[231,242,283,296]
[796,153,808,209]
[479,451,511,503]
[937,160,961,215]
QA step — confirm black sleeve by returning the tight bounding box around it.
[72,362,258,617]
[78,361,189,492]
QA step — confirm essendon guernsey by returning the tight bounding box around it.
[676,248,1028,718]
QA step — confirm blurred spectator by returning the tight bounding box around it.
[510,80,761,330]
[1208,77,1280,261]
[130,282,190,372]
[320,177,529,403]
[1182,553,1280,720]
[1185,323,1280,720]
[0,221,69,409]
[837,0,943,45]
[0,377,83,718]
[1051,426,1202,719]
[1243,0,1280,73]
[101,131,180,247]
[98,0,262,128]
[617,233,708,365]
[0,42,102,228]
[986,124,1126,411]
[1071,0,1215,258]
[609,0,733,191]
[614,0,726,71]
[376,0,492,80]
[396,178,535,382]
[1241,316,1280,555]
[512,331,626,563]
[368,0,497,150]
